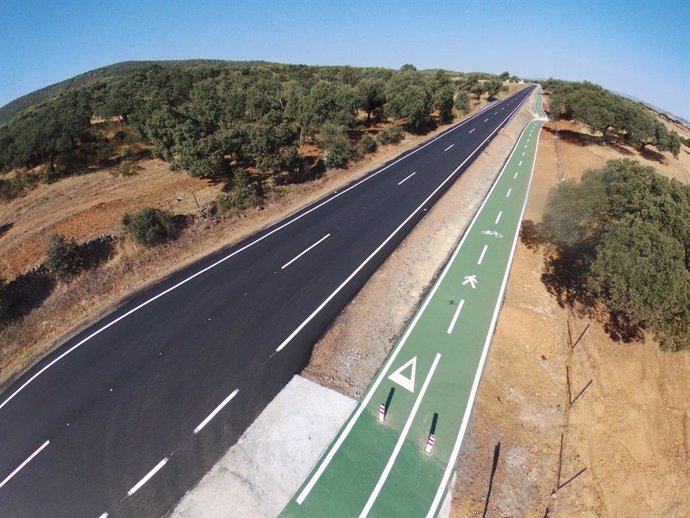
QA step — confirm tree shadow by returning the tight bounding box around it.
[520,220,549,251]
[1,266,55,324]
[77,235,117,270]
[640,146,666,163]
[0,222,13,239]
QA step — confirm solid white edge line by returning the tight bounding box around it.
[397,172,417,186]
[494,211,503,225]
[127,457,169,497]
[0,87,532,414]
[359,353,442,517]
[0,440,50,490]
[425,119,543,518]
[506,188,512,198]
[193,388,240,434]
[294,95,534,506]
[443,144,454,152]
[281,234,331,270]
[446,299,465,335]
[277,94,530,355]
[477,244,488,265]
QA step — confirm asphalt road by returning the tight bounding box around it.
[0,85,534,518]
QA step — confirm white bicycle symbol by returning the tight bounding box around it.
[481,230,503,238]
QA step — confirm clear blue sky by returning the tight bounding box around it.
[1,0,688,120]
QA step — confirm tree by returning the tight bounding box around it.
[357,79,386,122]
[484,79,502,99]
[384,69,432,133]
[454,91,470,114]
[499,71,510,82]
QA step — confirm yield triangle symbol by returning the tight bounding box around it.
[388,357,417,393]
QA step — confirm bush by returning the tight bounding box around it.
[324,138,356,169]
[0,173,39,201]
[231,168,260,209]
[122,207,178,246]
[45,233,84,280]
[376,123,404,145]
[0,277,10,323]
[117,159,139,177]
[357,133,378,156]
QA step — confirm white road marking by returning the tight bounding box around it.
[0,440,50,490]
[426,121,544,518]
[446,300,465,334]
[359,353,442,517]
[127,457,169,497]
[397,172,416,185]
[98,513,108,518]
[494,111,498,115]
[0,91,524,414]
[468,128,475,133]
[388,357,417,393]
[443,144,454,152]
[519,160,522,166]
[292,98,533,505]
[477,244,488,265]
[193,389,239,434]
[484,118,489,122]
[281,234,331,270]
[276,96,529,356]
[494,211,503,225]
[506,188,512,198]
[514,172,518,179]
[522,151,525,156]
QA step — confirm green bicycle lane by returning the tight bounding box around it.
[282,97,545,518]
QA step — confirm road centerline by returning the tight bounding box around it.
[127,457,169,497]
[446,300,466,335]
[477,244,489,265]
[443,144,454,152]
[494,211,503,225]
[468,128,475,133]
[0,440,50,490]
[193,389,240,434]
[506,188,512,198]
[359,353,442,517]
[281,234,331,270]
[397,172,417,185]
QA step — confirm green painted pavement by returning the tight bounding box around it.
[282,91,545,518]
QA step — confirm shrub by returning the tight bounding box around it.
[122,207,178,246]
[45,233,84,280]
[231,168,260,209]
[357,134,378,156]
[376,123,404,145]
[117,159,139,177]
[324,138,356,169]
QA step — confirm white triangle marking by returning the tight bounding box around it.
[388,357,417,393]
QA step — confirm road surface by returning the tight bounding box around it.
[0,86,534,518]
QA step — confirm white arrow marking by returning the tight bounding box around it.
[462,275,478,289]
[388,357,417,393]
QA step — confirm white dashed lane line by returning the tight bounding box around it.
[0,440,50,490]
[127,457,169,497]
[193,388,240,434]
[398,172,417,186]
